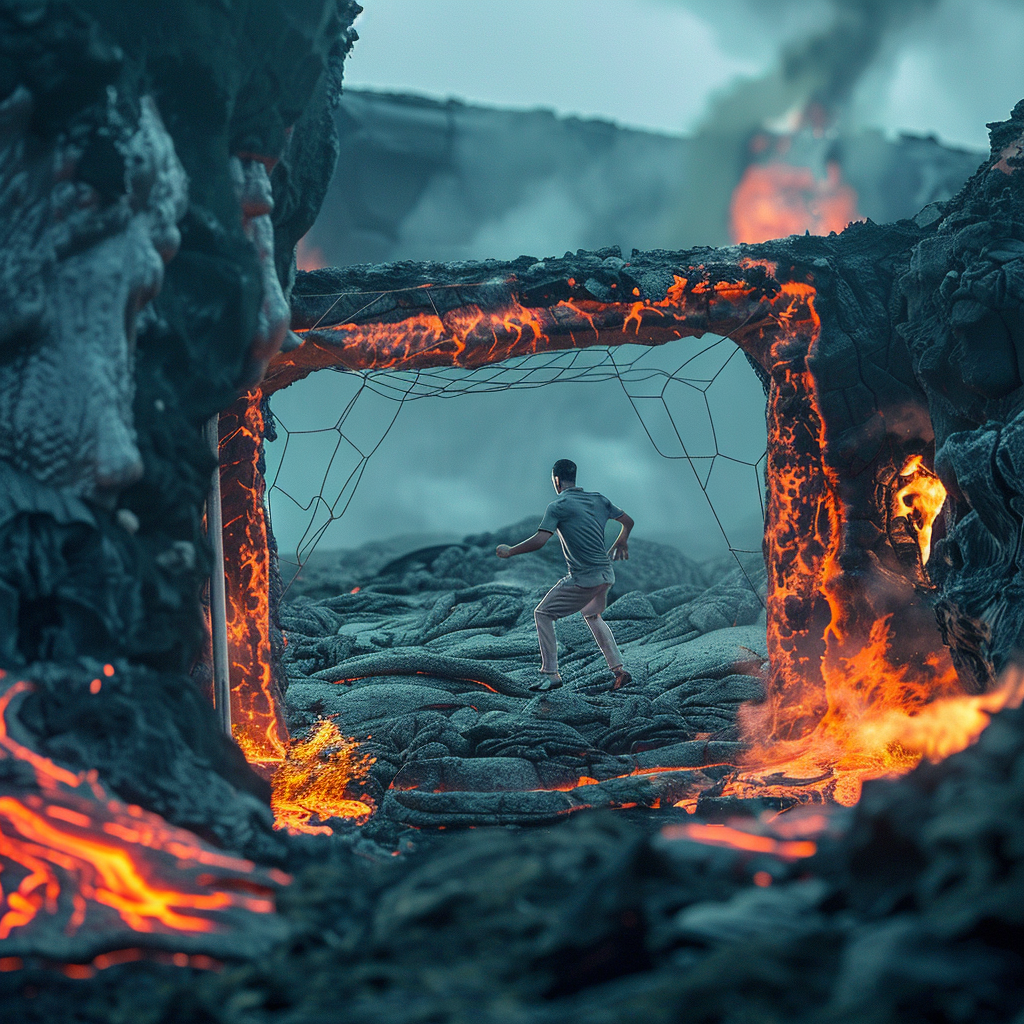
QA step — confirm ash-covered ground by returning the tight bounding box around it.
[279,523,767,832]
[7,527,1024,1023]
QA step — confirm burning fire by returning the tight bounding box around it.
[893,454,946,564]
[218,259,1016,833]
[269,719,375,835]
[730,160,859,244]
[0,675,287,957]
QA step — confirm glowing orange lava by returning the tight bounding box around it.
[219,393,289,765]
[893,454,946,564]
[266,272,767,393]
[269,719,376,835]
[660,822,816,860]
[217,395,376,834]
[730,161,860,244]
[0,676,286,953]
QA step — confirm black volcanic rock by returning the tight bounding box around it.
[277,525,766,829]
[0,0,361,866]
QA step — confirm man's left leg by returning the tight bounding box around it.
[581,586,631,689]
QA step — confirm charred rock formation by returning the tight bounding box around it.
[283,103,1024,712]
[0,0,361,966]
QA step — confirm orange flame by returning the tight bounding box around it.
[221,261,1011,832]
[269,719,376,835]
[893,454,946,564]
[0,676,286,951]
[730,161,860,244]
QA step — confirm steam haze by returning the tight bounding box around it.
[266,0,1023,570]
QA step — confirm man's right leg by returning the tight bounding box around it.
[533,579,595,682]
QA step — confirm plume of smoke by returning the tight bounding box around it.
[664,0,940,247]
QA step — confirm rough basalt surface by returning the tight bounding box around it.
[3,701,1023,1023]
[281,523,767,830]
[0,0,361,825]
[0,0,362,957]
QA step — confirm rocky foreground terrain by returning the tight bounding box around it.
[6,525,1023,1023]
[279,522,768,830]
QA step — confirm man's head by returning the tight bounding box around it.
[551,459,577,493]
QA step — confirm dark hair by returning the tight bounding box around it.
[552,459,577,483]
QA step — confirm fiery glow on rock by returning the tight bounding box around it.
[269,719,376,835]
[893,454,947,564]
[219,394,289,765]
[736,644,1024,802]
[218,260,1014,832]
[218,396,375,834]
[730,161,860,244]
[266,273,767,394]
[727,284,1020,806]
[0,676,285,955]
[660,822,816,860]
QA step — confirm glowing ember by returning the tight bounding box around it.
[730,160,860,244]
[219,393,289,765]
[0,676,287,955]
[270,719,376,835]
[660,822,816,860]
[893,454,946,564]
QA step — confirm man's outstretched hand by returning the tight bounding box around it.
[610,540,629,561]
[495,544,512,559]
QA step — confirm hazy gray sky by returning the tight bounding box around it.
[268,0,1023,566]
[343,0,1023,149]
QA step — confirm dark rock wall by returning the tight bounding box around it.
[897,101,1024,673]
[0,0,360,846]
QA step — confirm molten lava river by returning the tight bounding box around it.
[0,672,289,971]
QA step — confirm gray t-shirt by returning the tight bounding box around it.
[538,487,624,587]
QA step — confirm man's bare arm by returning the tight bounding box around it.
[609,512,633,561]
[496,531,552,559]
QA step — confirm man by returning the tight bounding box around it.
[496,459,634,692]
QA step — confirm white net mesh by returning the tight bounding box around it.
[263,333,768,601]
